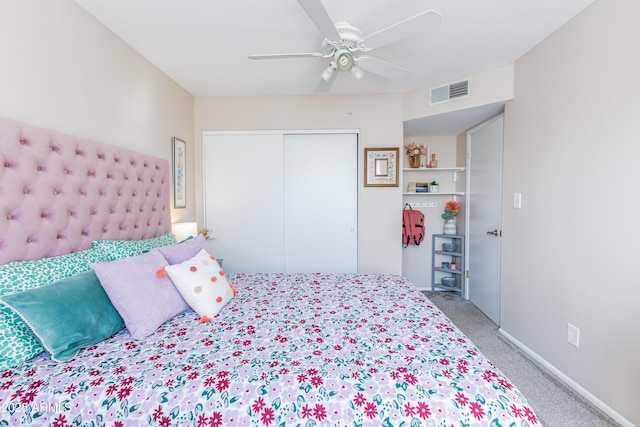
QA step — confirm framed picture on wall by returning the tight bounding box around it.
[364,147,399,187]
[173,137,186,208]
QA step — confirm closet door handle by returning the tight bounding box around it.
[486,229,501,236]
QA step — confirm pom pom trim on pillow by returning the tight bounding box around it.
[164,249,235,319]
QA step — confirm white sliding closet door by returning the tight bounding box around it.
[203,133,285,272]
[203,131,358,273]
[283,133,358,273]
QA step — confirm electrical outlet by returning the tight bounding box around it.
[567,323,580,348]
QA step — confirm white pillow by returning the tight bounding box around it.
[164,249,235,321]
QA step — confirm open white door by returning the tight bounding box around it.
[466,115,504,325]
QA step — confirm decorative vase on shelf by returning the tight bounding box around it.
[428,153,438,168]
[409,156,421,168]
[443,219,457,235]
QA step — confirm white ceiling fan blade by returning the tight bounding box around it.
[249,53,325,60]
[316,70,338,93]
[363,10,442,50]
[359,57,411,81]
[298,0,340,41]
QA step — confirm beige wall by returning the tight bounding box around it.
[402,64,514,122]
[0,0,195,224]
[194,95,404,274]
[502,0,639,424]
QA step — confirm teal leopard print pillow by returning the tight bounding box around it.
[0,248,109,370]
[92,232,177,261]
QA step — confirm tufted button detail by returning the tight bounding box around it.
[0,119,172,265]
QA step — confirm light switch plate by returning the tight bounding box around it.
[513,192,522,209]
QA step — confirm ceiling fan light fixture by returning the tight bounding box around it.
[321,62,337,81]
[350,64,364,80]
[335,50,353,71]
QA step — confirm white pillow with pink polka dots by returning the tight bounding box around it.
[163,249,236,322]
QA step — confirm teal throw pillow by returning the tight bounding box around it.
[0,248,109,370]
[1,271,124,362]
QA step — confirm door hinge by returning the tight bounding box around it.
[466,270,470,279]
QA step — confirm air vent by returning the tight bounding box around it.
[429,80,469,105]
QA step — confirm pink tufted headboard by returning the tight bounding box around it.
[0,117,171,265]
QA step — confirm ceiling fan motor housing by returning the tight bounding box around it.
[322,21,364,56]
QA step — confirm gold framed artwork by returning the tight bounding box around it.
[364,147,399,187]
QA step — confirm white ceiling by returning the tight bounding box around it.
[73,0,593,134]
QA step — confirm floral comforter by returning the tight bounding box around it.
[0,273,539,426]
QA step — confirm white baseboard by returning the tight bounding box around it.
[498,328,634,427]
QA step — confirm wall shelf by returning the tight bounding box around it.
[403,192,465,196]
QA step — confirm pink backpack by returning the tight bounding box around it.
[402,204,425,247]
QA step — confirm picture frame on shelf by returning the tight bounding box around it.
[364,147,399,187]
[173,137,186,208]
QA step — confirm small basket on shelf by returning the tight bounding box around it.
[442,242,457,252]
[441,277,457,287]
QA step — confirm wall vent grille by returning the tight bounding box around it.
[429,80,469,105]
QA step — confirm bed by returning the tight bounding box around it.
[0,117,539,426]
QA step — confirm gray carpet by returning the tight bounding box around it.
[423,291,620,427]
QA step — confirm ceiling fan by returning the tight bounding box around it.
[248,0,442,92]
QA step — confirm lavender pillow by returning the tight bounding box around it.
[91,250,189,340]
[158,234,212,265]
